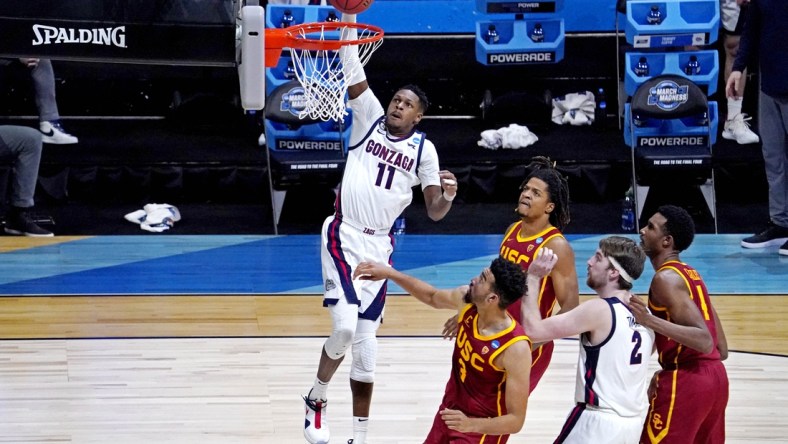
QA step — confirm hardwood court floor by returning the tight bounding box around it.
[0,295,786,355]
[0,337,784,443]
[1,234,786,442]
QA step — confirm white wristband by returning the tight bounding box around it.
[443,192,456,202]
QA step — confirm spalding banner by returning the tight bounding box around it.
[0,2,235,66]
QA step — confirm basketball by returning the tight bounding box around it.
[329,0,374,15]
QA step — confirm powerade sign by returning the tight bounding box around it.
[277,139,342,151]
[646,80,689,111]
[486,2,556,13]
[637,136,708,147]
[488,52,555,64]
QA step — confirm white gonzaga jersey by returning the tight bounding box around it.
[339,88,441,231]
[575,297,655,418]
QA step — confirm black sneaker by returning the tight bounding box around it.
[780,240,788,256]
[741,221,788,248]
[4,208,54,237]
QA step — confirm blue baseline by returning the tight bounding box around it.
[0,234,785,295]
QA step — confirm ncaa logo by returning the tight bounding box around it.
[280,86,308,117]
[647,80,689,111]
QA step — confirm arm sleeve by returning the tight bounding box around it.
[417,140,442,189]
[347,88,384,146]
[732,1,760,73]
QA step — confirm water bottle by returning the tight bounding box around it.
[635,57,650,77]
[621,192,636,232]
[595,87,607,128]
[485,25,500,44]
[326,11,339,22]
[684,55,701,75]
[531,23,544,43]
[647,5,662,25]
[393,216,406,235]
[280,9,295,28]
[284,61,296,80]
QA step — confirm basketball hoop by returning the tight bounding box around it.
[265,22,384,122]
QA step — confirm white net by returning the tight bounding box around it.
[288,24,383,122]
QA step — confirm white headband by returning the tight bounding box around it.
[607,256,633,284]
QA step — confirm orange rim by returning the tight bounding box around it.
[264,22,383,66]
[269,22,383,50]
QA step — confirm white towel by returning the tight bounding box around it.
[124,203,181,232]
[552,91,596,126]
[477,124,538,150]
[477,129,503,149]
[499,124,539,149]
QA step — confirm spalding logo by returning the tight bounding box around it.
[32,24,127,48]
[647,80,689,111]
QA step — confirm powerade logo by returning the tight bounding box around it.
[637,136,708,147]
[32,24,127,48]
[646,80,689,111]
[488,52,554,64]
[277,139,342,151]
[279,86,308,117]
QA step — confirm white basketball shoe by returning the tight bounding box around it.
[303,395,330,444]
[40,120,78,144]
[722,114,760,145]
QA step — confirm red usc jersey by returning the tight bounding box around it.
[649,261,722,367]
[440,304,531,419]
[499,223,564,390]
[499,223,563,321]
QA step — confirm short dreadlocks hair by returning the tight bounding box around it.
[520,156,571,230]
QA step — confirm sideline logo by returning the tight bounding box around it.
[280,86,308,117]
[646,79,689,111]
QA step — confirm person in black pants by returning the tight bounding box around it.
[0,125,53,236]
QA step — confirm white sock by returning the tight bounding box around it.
[353,416,369,443]
[727,97,743,120]
[309,378,328,401]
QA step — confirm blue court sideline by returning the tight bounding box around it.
[0,234,785,296]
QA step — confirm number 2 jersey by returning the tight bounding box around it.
[575,297,655,417]
[339,88,441,231]
[439,304,532,419]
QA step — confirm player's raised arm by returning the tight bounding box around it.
[355,262,465,310]
[340,13,369,99]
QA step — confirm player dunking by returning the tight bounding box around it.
[302,12,458,444]
[523,239,654,443]
[629,205,729,443]
[499,156,579,390]
[354,257,532,443]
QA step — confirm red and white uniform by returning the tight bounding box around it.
[322,88,441,319]
[499,223,564,390]
[425,304,531,444]
[641,261,728,444]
